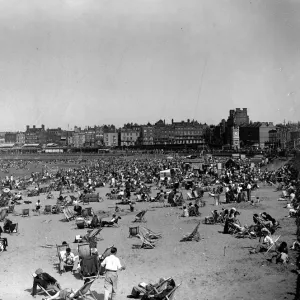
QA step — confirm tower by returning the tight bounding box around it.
[232,126,240,150]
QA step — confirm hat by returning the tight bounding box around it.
[33,268,43,277]
[261,228,269,234]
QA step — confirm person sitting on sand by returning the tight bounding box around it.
[181,206,189,217]
[31,268,61,297]
[275,241,289,264]
[35,200,41,215]
[74,204,82,216]
[0,226,8,251]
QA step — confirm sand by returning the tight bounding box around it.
[0,181,298,300]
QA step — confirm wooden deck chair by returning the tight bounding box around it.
[186,192,195,200]
[78,243,91,259]
[181,222,201,242]
[4,222,18,234]
[0,208,8,221]
[129,226,140,238]
[63,207,75,222]
[133,210,147,223]
[265,235,281,254]
[174,192,184,206]
[163,283,181,300]
[136,233,155,249]
[72,278,97,300]
[21,208,30,217]
[86,228,103,241]
[80,255,99,281]
[44,205,52,215]
[141,227,162,239]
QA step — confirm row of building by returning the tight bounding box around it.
[1,110,299,150]
[212,108,300,150]
[0,120,208,148]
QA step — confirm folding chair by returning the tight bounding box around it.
[80,255,99,281]
[85,228,103,241]
[141,227,162,239]
[180,222,201,242]
[265,235,281,254]
[136,233,155,249]
[44,205,52,215]
[129,226,140,238]
[72,278,97,300]
[186,192,196,201]
[133,210,147,223]
[163,283,181,300]
[63,207,75,222]
[21,208,30,217]
[3,222,18,234]
[82,195,90,205]
[78,243,91,259]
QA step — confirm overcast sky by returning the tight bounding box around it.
[0,0,299,131]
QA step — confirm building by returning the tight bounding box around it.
[231,126,240,150]
[120,124,141,146]
[0,132,5,144]
[239,122,275,148]
[140,125,154,145]
[46,127,63,145]
[16,132,26,145]
[5,132,17,143]
[73,132,86,148]
[172,119,204,145]
[103,132,118,147]
[25,125,46,145]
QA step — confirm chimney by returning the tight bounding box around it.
[187,119,190,123]
[172,119,173,124]
[42,124,45,130]
[26,125,29,131]
[33,125,36,129]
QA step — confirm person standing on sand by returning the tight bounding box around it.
[101,247,125,300]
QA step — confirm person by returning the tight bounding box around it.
[141,279,176,300]
[0,226,8,251]
[250,228,274,254]
[35,200,41,215]
[60,248,78,273]
[3,218,17,233]
[181,206,189,217]
[31,269,61,297]
[275,241,289,264]
[101,247,125,300]
[74,204,82,216]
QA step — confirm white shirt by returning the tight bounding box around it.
[263,235,274,247]
[101,254,122,271]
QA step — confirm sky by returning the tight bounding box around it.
[0,0,299,131]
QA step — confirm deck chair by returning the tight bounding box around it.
[80,255,99,281]
[72,278,97,300]
[82,196,90,205]
[141,227,162,239]
[129,226,140,238]
[44,205,52,215]
[63,207,75,222]
[78,243,91,259]
[57,243,74,274]
[163,283,181,300]
[85,228,103,242]
[136,233,155,249]
[3,221,18,234]
[133,210,147,223]
[174,193,184,206]
[0,208,8,221]
[69,195,78,203]
[180,222,201,242]
[21,208,30,217]
[186,192,196,200]
[265,235,281,254]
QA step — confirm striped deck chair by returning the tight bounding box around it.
[63,207,75,222]
[44,205,52,215]
[163,283,181,300]
[21,208,30,217]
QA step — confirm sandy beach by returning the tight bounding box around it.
[0,173,298,300]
